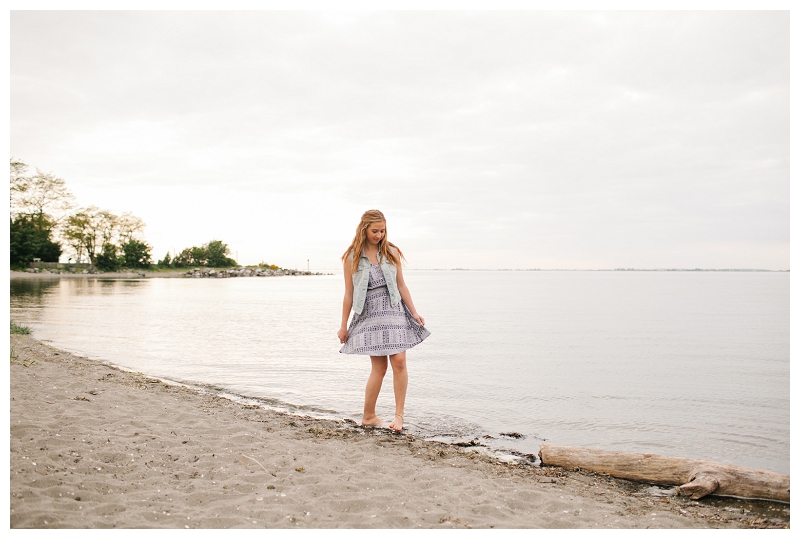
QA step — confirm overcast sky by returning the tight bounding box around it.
[10,10,789,270]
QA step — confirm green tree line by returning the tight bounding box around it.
[10,158,154,271]
[157,240,238,269]
[10,159,246,272]
[10,159,67,267]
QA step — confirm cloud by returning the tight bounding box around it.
[11,10,789,269]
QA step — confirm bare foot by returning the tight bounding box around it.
[361,415,384,427]
[389,414,404,432]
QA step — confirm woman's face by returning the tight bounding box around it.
[365,221,386,246]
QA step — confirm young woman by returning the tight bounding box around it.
[338,209,430,432]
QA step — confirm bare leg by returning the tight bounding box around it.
[388,351,407,431]
[362,356,388,426]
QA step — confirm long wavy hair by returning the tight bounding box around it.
[341,209,405,274]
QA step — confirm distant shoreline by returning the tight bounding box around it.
[9,270,328,280]
[10,270,186,279]
[10,268,788,280]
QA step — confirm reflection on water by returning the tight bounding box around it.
[10,278,60,300]
[10,272,790,474]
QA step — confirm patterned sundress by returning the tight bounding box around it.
[340,263,431,356]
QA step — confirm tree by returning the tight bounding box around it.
[9,160,154,269]
[62,209,99,264]
[10,159,75,229]
[61,206,119,265]
[96,209,119,254]
[190,246,208,266]
[10,158,27,189]
[120,239,152,269]
[10,215,62,267]
[117,212,146,244]
[61,212,91,264]
[95,243,120,272]
[167,240,238,268]
[157,252,172,267]
[172,248,193,268]
[205,239,236,267]
[10,158,68,265]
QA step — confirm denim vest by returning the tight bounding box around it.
[351,249,400,315]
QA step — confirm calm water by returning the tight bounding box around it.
[10,271,789,474]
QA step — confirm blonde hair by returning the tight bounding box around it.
[341,209,405,274]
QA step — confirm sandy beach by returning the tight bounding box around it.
[9,334,789,529]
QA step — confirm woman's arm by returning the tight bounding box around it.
[395,262,425,326]
[338,258,354,343]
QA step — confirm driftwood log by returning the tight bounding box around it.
[538,444,789,503]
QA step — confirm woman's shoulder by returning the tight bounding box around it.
[342,250,356,272]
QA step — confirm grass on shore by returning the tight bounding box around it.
[10,321,31,335]
[10,346,36,367]
[11,346,36,368]
[10,322,36,367]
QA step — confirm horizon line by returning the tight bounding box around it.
[307,268,789,272]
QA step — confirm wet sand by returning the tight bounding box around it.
[9,334,790,529]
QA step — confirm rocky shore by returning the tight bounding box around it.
[182,268,326,278]
[11,268,330,280]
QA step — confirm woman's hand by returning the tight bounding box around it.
[412,313,425,326]
[337,327,348,344]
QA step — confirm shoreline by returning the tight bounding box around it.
[11,269,789,281]
[11,270,186,279]
[9,334,789,528]
[10,270,330,280]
